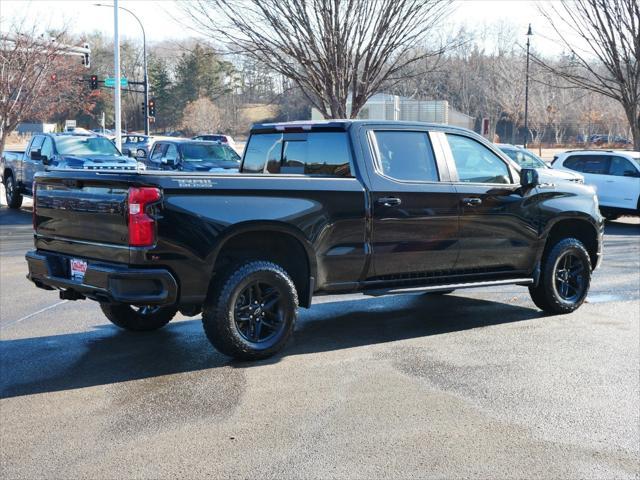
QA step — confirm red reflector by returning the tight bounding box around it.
[128,187,160,247]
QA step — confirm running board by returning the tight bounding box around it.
[363,277,534,296]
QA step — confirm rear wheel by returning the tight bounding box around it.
[100,303,177,331]
[4,175,23,209]
[136,148,146,158]
[202,261,298,360]
[529,238,591,314]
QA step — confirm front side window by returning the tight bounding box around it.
[241,132,352,177]
[40,138,54,158]
[447,134,511,184]
[609,156,638,177]
[150,143,166,161]
[503,149,546,169]
[165,145,179,162]
[372,131,438,182]
[55,136,120,156]
[29,136,44,154]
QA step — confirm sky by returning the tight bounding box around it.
[1,0,563,53]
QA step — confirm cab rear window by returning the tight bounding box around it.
[241,132,353,177]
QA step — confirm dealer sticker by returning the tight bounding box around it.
[70,259,88,282]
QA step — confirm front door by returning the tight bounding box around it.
[364,128,459,281]
[443,133,539,274]
[607,155,640,210]
[23,135,45,192]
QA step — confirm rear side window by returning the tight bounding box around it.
[241,132,353,177]
[565,155,609,174]
[372,131,438,182]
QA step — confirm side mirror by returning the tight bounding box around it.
[520,168,539,188]
[41,155,51,166]
[30,150,42,161]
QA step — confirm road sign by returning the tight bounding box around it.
[104,77,128,87]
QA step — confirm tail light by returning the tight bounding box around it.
[32,181,37,230]
[128,187,161,247]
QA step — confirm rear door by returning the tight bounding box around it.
[443,132,539,274]
[362,127,459,281]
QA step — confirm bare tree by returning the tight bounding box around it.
[181,96,222,135]
[537,0,640,149]
[179,0,452,119]
[0,20,91,152]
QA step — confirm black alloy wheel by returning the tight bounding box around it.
[553,252,586,303]
[233,281,286,343]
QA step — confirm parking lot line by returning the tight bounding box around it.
[2,300,68,328]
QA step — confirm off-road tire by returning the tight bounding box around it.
[100,303,177,331]
[529,238,591,314]
[202,261,298,361]
[5,175,23,209]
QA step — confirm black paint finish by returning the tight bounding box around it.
[28,121,604,309]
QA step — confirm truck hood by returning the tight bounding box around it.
[537,167,584,184]
[57,155,138,170]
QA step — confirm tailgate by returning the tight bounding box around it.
[34,175,131,258]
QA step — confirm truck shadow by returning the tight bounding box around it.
[0,294,542,399]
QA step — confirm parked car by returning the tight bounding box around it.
[552,150,640,220]
[145,139,241,172]
[497,144,584,184]
[1,133,139,208]
[192,133,237,151]
[121,134,155,158]
[26,121,603,360]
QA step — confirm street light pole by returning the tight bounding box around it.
[523,23,533,149]
[113,0,122,152]
[95,3,149,135]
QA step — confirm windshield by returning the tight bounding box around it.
[502,148,547,168]
[181,144,240,163]
[55,136,121,156]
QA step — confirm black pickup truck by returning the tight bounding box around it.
[26,121,603,359]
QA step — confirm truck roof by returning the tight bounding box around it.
[251,119,474,135]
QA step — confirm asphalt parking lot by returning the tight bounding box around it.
[1,203,639,479]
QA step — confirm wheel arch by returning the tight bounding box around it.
[540,216,601,270]
[206,221,318,308]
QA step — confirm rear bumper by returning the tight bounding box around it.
[26,250,178,305]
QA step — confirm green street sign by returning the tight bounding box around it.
[104,77,128,87]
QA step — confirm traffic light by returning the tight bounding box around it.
[50,73,57,83]
[141,102,146,115]
[148,98,156,116]
[90,75,98,90]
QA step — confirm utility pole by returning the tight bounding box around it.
[113,0,122,152]
[523,24,533,149]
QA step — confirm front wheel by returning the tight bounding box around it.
[529,238,592,314]
[202,261,298,360]
[100,303,177,331]
[4,175,23,209]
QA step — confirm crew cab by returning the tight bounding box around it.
[26,121,603,360]
[1,133,139,209]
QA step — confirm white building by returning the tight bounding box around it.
[311,93,474,130]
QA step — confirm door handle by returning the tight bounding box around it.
[462,197,482,206]
[377,197,402,207]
